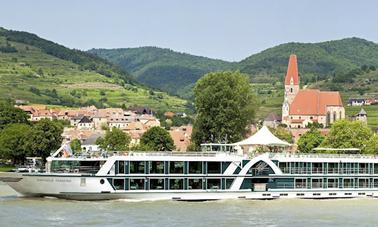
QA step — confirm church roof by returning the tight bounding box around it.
[289,89,343,115]
[284,54,299,85]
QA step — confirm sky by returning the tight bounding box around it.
[1,0,378,61]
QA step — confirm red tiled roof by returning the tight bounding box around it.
[289,89,343,115]
[285,54,299,85]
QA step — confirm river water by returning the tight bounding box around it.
[1,183,378,226]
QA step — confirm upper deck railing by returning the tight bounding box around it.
[128,151,240,157]
[269,152,378,160]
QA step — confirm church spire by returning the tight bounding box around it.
[284,54,299,85]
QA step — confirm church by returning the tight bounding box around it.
[281,54,345,128]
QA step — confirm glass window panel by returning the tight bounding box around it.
[189,161,203,174]
[207,162,221,174]
[113,178,125,190]
[226,179,234,189]
[343,178,353,188]
[207,179,221,189]
[327,178,338,188]
[150,178,164,190]
[150,161,164,174]
[118,161,125,174]
[169,161,184,174]
[130,178,145,190]
[188,178,203,190]
[169,179,184,189]
[130,161,145,174]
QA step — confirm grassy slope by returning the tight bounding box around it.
[0,33,186,112]
[88,47,234,98]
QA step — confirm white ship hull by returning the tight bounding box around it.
[2,172,378,201]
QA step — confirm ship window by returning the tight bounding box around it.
[188,178,203,190]
[130,178,145,190]
[312,163,323,174]
[358,178,368,188]
[169,161,184,174]
[225,178,234,189]
[149,178,164,190]
[359,163,368,174]
[118,161,125,174]
[311,178,323,188]
[207,162,221,174]
[295,178,306,189]
[189,161,203,174]
[343,178,353,188]
[150,161,164,174]
[169,179,184,190]
[207,179,221,190]
[100,179,105,184]
[327,178,338,188]
[130,161,145,174]
[374,164,378,174]
[113,179,125,190]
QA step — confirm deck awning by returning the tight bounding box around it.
[234,126,291,147]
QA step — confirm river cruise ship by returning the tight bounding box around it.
[2,145,378,201]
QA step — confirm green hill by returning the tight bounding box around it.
[239,37,378,84]
[88,47,234,98]
[0,28,187,111]
[90,38,378,100]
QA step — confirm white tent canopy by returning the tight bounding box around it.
[235,126,290,147]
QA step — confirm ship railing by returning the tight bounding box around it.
[128,152,238,157]
[51,166,100,174]
[275,183,294,189]
[270,152,378,159]
[281,167,372,175]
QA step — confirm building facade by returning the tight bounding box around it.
[282,54,345,128]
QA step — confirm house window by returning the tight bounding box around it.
[290,88,293,93]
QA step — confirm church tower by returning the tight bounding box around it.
[284,54,300,104]
[282,54,300,124]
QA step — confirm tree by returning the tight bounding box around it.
[270,126,294,144]
[364,136,378,154]
[140,126,175,151]
[70,139,82,154]
[320,120,373,152]
[0,101,29,129]
[191,71,257,148]
[96,128,131,151]
[0,124,32,164]
[297,128,325,153]
[27,119,64,161]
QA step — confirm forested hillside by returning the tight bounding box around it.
[88,47,234,98]
[0,28,187,111]
[91,38,378,99]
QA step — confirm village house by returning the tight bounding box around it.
[169,125,193,152]
[31,109,56,121]
[108,118,130,129]
[16,105,35,120]
[77,116,94,130]
[348,97,377,106]
[282,54,345,128]
[263,113,282,128]
[353,108,368,125]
